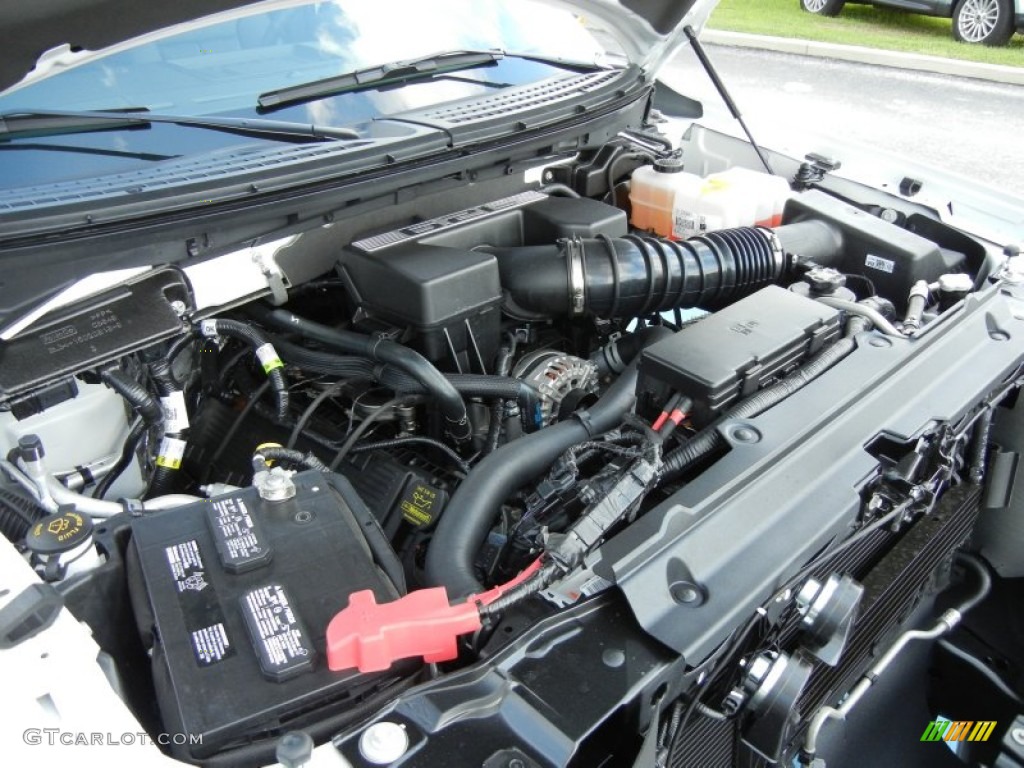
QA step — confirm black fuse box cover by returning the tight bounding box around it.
[638,286,842,425]
[128,471,402,759]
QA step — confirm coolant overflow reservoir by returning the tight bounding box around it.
[707,167,791,228]
[629,157,703,240]
[630,162,790,240]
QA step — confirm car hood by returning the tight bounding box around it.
[0,0,717,94]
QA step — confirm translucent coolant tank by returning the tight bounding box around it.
[630,160,791,240]
[629,157,703,239]
[706,167,790,227]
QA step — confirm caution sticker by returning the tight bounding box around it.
[165,539,234,667]
[240,584,314,682]
[205,495,272,574]
[156,436,187,470]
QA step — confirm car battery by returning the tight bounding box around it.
[128,470,402,759]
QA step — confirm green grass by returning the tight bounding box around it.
[709,0,1024,67]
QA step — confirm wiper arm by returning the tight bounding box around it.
[258,49,507,110]
[0,108,360,142]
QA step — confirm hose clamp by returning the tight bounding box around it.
[566,237,586,317]
[759,228,786,277]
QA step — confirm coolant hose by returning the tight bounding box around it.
[493,228,785,319]
[425,325,673,598]
[251,306,472,441]
[389,373,540,430]
[198,319,290,423]
[270,340,375,378]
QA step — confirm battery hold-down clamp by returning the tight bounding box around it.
[326,559,542,673]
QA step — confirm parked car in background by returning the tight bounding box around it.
[800,0,1024,45]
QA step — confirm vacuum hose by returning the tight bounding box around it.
[494,228,785,319]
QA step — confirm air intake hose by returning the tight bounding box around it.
[494,228,785,319]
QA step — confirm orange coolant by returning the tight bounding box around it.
[630,159,792,240]
[629,157,703,240]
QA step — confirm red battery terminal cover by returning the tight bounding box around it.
[326,559,542,673]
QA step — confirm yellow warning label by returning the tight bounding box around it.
[401,484,437,526]
[156,436,187,470]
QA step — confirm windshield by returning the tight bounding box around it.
[0,0,628,191]
[0,0,619,118]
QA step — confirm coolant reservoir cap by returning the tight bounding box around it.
[25,509,93,556]
[653,156,685,173]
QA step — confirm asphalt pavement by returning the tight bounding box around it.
[662,44,1024,200]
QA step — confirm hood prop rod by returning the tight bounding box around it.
[683,25,776,176]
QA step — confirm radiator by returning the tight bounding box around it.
[670,482,983,768]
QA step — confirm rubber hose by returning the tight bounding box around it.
[537,183,581,198]
[99,370,162,427]
[0,488,44,542]
[272,339,539,428]
[272,339,376,378]
[250,306,471,441]
[591,324,683,376]
[425,325,673,598]
[484,347,512,455]
[426,374,538,429]
[954,552,992,614]
[93,419,146,500]
[202,318,290,423]
[166,332,197,364]
[970,407,994,485]
[493,228,784,319]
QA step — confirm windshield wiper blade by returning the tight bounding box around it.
[258,49,506,111]
[0,108,360,142]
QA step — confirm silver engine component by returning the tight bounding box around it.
[512,351,599,426]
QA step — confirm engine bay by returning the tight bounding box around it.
[1,133,1023,768]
